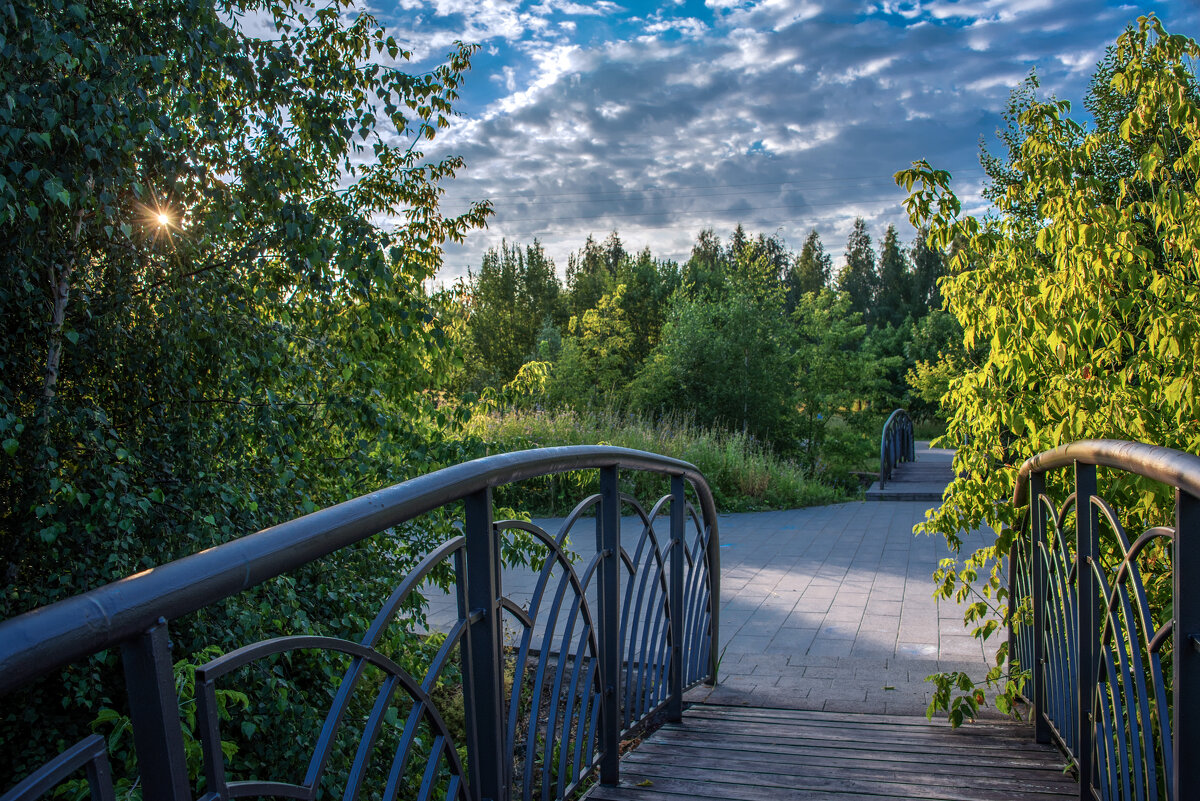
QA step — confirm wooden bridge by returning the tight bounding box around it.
[1,424,1197,801]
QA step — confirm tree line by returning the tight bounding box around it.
[453,220,960,478]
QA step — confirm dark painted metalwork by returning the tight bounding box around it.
[597,466,621,787]
[667,475,685,724]
[878,408,915,488]
[1009,439,1200,800]
[0,736,114,801]
[119,619,191,800]
[0,446,719,801]
[1174,490,1199,798]
[463,488,505,801]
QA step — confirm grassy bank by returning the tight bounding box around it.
[465,408,847,514]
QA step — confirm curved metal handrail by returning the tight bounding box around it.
[0,445,717,693]
[1007,438,1200,801]
[878,408,915,488]
[1013,439,1200,507]
[0,445,721,801]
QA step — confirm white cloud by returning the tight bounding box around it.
[964,73,1029,92]
[486,43,582,117]
[537,0,622,15]
[1057,47,1105,73]
[388,0,1200,277]
[642,16,709,38]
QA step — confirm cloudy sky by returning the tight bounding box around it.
[370,1,1199,281]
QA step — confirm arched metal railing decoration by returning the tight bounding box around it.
[1008,440,1200,800]
[878,408,915,489]
[0,446,719,801]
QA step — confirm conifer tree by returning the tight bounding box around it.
[909,228,945,315]
[875,224,911,327]
[565,234,614,319]
[682,228,726,296]
[837,218,878,321]
[787,229,832,306]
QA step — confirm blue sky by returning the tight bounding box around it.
[369,1,1200,280]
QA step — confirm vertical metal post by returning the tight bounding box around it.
[597,466,621,785]
[1031,472,1051,744]
[667,475,685,723]
[119,618,189,801]
[706,512,721,688]
[1075,462,1099,801]
[462,488,507,801]
[1174,489,1200,799]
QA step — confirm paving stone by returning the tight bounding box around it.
[723,634,773,654]
[807,639,855,657]
[837,656,891,671]
[801,665,838,680]
[786,653,840,668]
[743,654,791,669]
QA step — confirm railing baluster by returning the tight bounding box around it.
[668,475,685,723]
[119,618,190,801]
[1175,488,1200,799]
[462,488,507,801]
[597,466,621,785]
[706,510,720,687]
[1076,462,1099,801]
[1031,471,1051,745]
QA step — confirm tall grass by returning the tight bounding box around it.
[465,407,845,514]
[912,417,948,441]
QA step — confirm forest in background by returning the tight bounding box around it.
[447,217,961,492]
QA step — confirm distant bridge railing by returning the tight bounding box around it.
[878,408,915,488]
[0,446,720,801]
[1008,440,1200,800]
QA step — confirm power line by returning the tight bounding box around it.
[439,168,988,203]
[447,192,927,226]
[450,216,915,243]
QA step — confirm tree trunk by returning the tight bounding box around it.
[38,199,87,435]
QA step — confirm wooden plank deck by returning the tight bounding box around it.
[585,704,1077,800]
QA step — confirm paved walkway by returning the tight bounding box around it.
[685,500,998,716]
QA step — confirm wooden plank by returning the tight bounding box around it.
[651,726,1069,768]
[582,704,1077,801]
[688,704,1031,733]
[643,732,1069,774]
[591,770,1074,801]
[621,748,1074,795]
[631,739,1072,782]
[685,707,1046,745]
[686,704,1030,734]
[686,703,1002,726]
[667,716,1060,755]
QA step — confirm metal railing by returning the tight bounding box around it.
[878,408,915,488]
[0,446,720,801]
[1008,440,1200,800]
